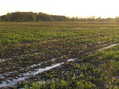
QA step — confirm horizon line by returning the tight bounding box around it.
[0,11,119,19]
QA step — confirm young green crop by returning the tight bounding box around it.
[1,22,119,89]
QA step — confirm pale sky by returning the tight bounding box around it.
[1,0,119,18]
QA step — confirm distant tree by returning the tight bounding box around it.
[0,12,70,22]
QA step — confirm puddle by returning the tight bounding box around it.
[98,43,119,51]
[0,63,64,88]
[67,58,77,62]
[0,43,119,88]
[0,63,42,80]
[0,58,76,88]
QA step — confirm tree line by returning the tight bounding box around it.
[1,12,119,22]
[0,12,71,22]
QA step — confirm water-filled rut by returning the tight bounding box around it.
[0,43,119,88]
[0,58,76,88]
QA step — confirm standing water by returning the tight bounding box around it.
[0,58,76,88]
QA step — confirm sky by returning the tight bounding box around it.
[1,0,119,18]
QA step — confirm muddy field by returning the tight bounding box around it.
[1,22,119,88]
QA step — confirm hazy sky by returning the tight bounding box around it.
[1,0,119,18]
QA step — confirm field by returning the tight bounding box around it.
[1,22,119,89]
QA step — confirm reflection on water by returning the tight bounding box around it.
[0,58,76,88]
[0,43,118,88]
[98,43,119,51]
